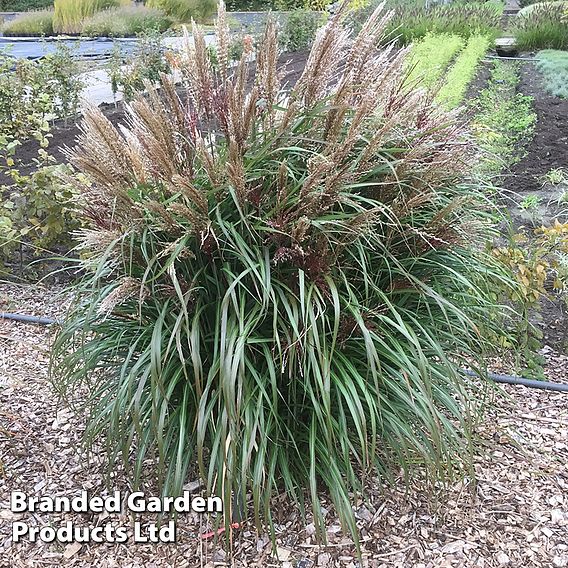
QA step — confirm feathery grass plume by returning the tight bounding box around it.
[52,0,511,545]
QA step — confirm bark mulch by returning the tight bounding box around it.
[1,283,567,568]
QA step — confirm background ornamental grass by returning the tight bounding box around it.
[52,1,511,541]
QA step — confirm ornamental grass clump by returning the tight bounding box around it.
[52,0,508,540]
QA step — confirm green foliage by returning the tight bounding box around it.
[405,33,465,89]
[82,5,172,37]
[0,47,84,270]
[53,9,509,542]
[350,1,503,44]
[280,8,324,51]
[0,45,83,143]
[437,35,490,109]
[108,32,169,100]
[514,3,568,50]
[518,0,568,15]
[2,9,54,36]
[0,0,52,10]
[471,61,536,176]
[0,164,82,268]
[535,49,568,98]
[493,222,568,351]
[146,0,217,23]
[53,0,124,34]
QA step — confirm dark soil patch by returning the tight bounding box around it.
[507,61,568,197]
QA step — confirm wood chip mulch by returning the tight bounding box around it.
[1,283,567,568]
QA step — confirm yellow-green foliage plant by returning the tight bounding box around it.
[437,35,490,109]
[53,0,125,34]
[405,33,465,89]
[146,0,216,23]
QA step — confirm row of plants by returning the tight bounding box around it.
[404,32,491,109]
[2,0,216,37]
[436,34,490,109]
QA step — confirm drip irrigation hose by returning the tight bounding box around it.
[0,312,57,325]
[1,312,566,391]
[462,369,568,393]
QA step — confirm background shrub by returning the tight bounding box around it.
[53,4,509,539]
[145,0,217,22]
[53,0,125,34]
[280,8,324,51]
[350,0,503,44]
[0,0,52,10]
[514,3,568,49]
[2,9,54,36]
[82,5,171,36]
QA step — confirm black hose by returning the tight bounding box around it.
[0,312,57,325]
[1,311,567,391]
[463,369,568,393]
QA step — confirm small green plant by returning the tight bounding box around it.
[0,164,82,271]
[108,32,169,101]
[520,194,541,210]
[437,34,490,109]
[542,167,568,185]
[280,8,325,51]
[493,221,568,353]
[2,9,54,36]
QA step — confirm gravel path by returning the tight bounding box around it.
[0,283,567,568]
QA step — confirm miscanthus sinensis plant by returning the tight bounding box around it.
[52,0,507,541]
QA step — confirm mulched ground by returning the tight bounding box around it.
[1,283,567,568]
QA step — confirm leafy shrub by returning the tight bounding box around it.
[0,0,52,10]
[0,45,83,144]
[350,1,503,44]
[0,164,82,270]
[146,0,217,22]
[437,34,490,109]
[108,32,169,100]
[280,8,324,51]
[82,5,172,36]
[405,33,465,89]
[52,3,508,539]
[535,49,568,97]
[2,10,54,36]
[514,3,568,50]
[53,0,125,34]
